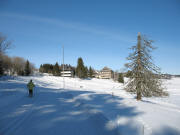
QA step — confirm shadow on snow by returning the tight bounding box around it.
[0,78,161,135]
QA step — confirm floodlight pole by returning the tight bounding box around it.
[62,45,65,89]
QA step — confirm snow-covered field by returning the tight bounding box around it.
[0,75,180,135]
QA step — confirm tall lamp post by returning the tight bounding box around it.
[62,45,65,89]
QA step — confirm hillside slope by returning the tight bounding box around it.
[0,75,180,135]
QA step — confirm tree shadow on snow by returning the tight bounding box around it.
[0,80,143,135]
[152,126,180,135]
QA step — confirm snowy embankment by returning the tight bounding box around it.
[0,75,180,135]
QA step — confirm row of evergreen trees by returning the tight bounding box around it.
[39,63,76,76]
[39,63,75,76]
[39,58,95,79]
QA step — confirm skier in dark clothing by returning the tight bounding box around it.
[27,80,35,97]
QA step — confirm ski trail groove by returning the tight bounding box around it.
[0,91,40,135]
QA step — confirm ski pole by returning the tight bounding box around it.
[27,87,29,97]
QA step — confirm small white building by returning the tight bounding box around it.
[61,70,74,77]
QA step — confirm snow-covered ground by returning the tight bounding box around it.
[0,75,180,135]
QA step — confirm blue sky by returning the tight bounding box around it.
[0,0,180,74]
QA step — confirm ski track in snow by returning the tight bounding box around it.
[0,77,119,135]
[0,90,40,134]
[1,75,180,135]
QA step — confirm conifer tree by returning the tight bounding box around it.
[125,70,132,77]
[53,62,60,76]
[125,32,167,100]
[39,64,43,73]
[118,73,124,83]
[76,57,86,78]
[89,66,94,78]
[84,66,88,78]
[25,60,31,76]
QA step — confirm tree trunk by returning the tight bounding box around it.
[137,91,141,100]
[136,81,142,100]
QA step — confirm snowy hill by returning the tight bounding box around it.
[0,75,180,135]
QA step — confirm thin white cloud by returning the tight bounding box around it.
[0,12,136,43]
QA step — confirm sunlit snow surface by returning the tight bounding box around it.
[0,75,180,135]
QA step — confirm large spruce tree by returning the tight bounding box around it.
[76,57,86,78]
[25,60,31,76]
[125,32,167,100]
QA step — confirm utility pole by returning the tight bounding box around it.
[62,45,65,89]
